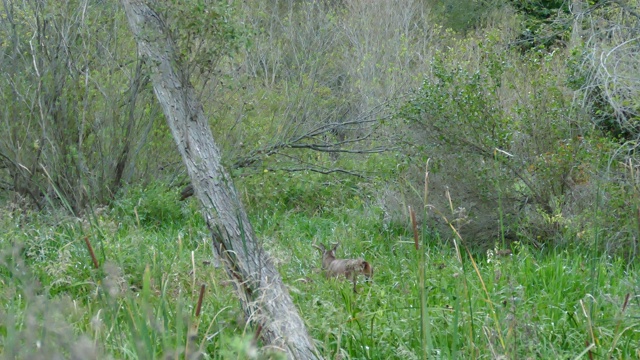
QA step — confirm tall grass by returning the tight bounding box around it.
[1,179,639,359]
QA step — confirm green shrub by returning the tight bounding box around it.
[398,40,595,249]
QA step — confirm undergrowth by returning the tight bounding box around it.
[2,179,637,359]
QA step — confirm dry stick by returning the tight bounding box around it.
[443,214,506,352]
[444,189,462,264]
[410,207,419,251]
[83,236,99,269]
[462,239,505,352]
[186,284,206,360]
[483,326,499,359]
[636,207,640,261]
[436,194,471,346]
[607,293,631,359]
[195,284,205,318]
[133,206,140,228]
[410,206,428,360]
[426,202,505,353]
[573,343,596,360]
[424,159,430,205]
[200,306,231,348]
[191,251,196,294]
[580,299,598,357]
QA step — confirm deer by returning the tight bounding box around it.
[312,242,373,293]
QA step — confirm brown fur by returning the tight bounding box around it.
[313,242,372,293]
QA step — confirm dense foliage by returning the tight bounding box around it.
[1,0,640,358]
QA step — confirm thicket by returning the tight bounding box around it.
[392,0,640,258]
[2,0,640,357]
[3,0,638,255]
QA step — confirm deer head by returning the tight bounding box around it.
[312,242,339,270]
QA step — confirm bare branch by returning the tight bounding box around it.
[266,167,366,178]
[609,0,640,20]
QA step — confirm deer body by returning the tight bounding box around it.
[313,242,372,292]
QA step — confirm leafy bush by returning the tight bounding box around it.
[398,39,596,249]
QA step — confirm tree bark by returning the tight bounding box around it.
[121,1,319,358]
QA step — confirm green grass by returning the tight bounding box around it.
[1,180,639,359]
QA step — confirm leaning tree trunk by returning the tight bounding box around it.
[121,1,319,358]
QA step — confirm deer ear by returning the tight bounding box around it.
[331,242,339,250]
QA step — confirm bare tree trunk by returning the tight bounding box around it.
[121,1,319,358]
